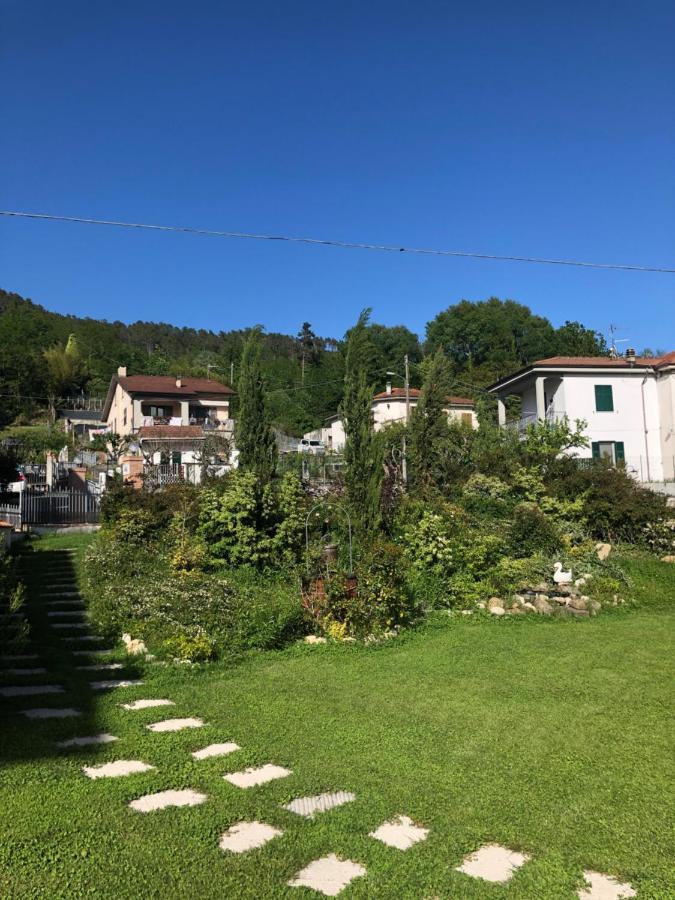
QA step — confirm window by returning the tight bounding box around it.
[594,385,614,412]
[141,404,172,418]
[591,441,625,464]
[123,408,127,427]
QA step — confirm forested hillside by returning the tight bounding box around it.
[0,289,605,434]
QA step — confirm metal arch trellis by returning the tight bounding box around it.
[304,498,353,574]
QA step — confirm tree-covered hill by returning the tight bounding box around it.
[0,288,606,434]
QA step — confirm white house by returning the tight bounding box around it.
[488,351,675,482]
[306,384,476,452]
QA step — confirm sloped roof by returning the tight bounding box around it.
[372,387,474,406]
[119,376,233,396]
[488,351,675,391]
[138,425,204,439]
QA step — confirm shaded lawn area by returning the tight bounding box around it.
[0,535,673,898]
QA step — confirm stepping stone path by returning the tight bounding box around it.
[1,684,64,697]
[6,667,48,675]
[288,854,366,896]
[122,698,174,711]
[58,734,119,748]
[76,662,124,671]
[6,549,640,899]
[21,707,80,719]
[89,679,144,691]
[369,815,429,850]
[129,789,207,813]
[578,871,637,900]
[83,760,155,779]
[192,742,240,760]
[456,844,530,883]
[1,654,40,661]
[283,791,355,818]
[224,764,291,788]
[219,821,282,853]
[146,717,204,732]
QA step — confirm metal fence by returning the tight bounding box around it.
[0,489,100,526]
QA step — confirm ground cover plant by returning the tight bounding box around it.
[0,534,673,898]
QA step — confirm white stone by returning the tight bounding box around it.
[6,667,48,675]
[224,764,291,788]
[288,854,366,896]
[218,821,282,853]
[0,684,64,697]
[283,791,355,818]
[57,733,119,748]
[63,635,103,642]
[51,622,89,629]
[83,760,155,779]
[456,844,530,883]
[146,717,204,733]
[89,679,144,691]
[129,789,207,813]
[369,815,429,850]
[122,698,175,711]
[489,607,506,616]
[21,707,81,719]
[304,635,327,644]
[0,654,39,661]
[578,870,637,900]
[76,663,124,671]
[192,742,240,760]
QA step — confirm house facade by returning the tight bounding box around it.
[101,368,235,482]
[488,351,675,482]
[306,384,477,453]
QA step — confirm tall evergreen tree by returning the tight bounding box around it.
[408,348,453,492]
[235,327,276,484]
[339,310,381,534]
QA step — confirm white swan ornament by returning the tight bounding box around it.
[553,562,573,585]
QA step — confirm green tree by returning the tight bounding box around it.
[235,327,276,484]
[339,310,382,534]
[555,321,607,356]
[296,322,321,384]
[425,298,557,383]
[42,334,86,420]
[408,348,454,492]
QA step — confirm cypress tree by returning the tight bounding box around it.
[408,348,453,492]
[339,310,381,534]
[235,327,276,484]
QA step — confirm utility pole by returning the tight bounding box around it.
[402,353,409,485]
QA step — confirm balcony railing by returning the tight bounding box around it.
[139,416,233,432]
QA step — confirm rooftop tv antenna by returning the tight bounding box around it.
[608,324,631,359]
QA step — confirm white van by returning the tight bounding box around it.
[297,438,325,454]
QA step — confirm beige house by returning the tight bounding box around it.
[307,384,477,452]
[102,368,235,483]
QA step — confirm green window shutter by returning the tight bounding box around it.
[592,442,600,459]
[614,441,625,462]
[595,385,614,411]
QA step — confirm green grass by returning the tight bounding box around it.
[1,534,673,898]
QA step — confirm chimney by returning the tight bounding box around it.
[625,348,636,365]
[117,366,127,378]
[176,375,182,388]
[386,380,392,395]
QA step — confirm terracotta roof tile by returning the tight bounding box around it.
[138,426,204,439]
[372,387,474,406]
[119,375,233,396]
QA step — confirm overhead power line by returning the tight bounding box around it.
[1,209,673,274]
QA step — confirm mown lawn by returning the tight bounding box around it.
[0,534,673,898]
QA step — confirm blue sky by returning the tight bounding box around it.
[1,0,673,348]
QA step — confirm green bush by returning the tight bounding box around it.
[550,461,669,544]
[509,502,561,557]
